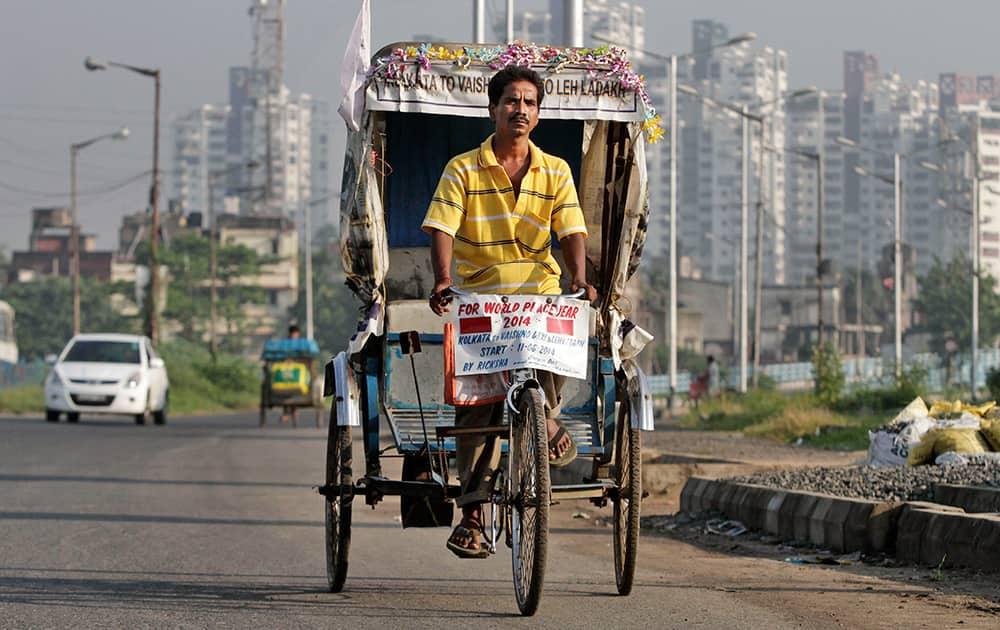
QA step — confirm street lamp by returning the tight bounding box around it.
[781,144,824,354]
[70,126,129,335]
[838,135,904,379]
[592,31,755,403]
[85,56,162,346]
[680,86,815,392]
[926,158,986,398]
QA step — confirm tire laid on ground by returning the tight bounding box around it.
[511,386,550,616]
[613,394,642,596]
[66,412,80,423]
[45,409,60,423]
[153,390,168,425]
[325,397,353,593]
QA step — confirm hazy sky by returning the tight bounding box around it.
[1,0,998,253]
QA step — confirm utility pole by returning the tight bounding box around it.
[739,104,749,393]
[150,70,161,347]
[208,173,218,360]
[856,238,864,356]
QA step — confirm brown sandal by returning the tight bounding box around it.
[446,517,489,559]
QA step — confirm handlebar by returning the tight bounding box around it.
[444,286,585,299]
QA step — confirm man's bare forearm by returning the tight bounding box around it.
[560,233,597,302]
[429,229,454,315]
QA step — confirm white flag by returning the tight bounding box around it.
[338,0,371,132]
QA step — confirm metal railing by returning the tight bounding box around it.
[647,349,1000,397]
[0,360,47,390]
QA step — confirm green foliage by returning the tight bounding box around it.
[0,276,139,359]
[156,340,259,414]
[0,385,45,413]
[897,362,929,401]
[811,342,844,406]
[140,231,267,350]
[286,243,362,356]
[912,255,1000,355]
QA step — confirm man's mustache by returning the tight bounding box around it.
[510,115,529,123]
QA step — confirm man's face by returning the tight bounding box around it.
[489,80,540,139]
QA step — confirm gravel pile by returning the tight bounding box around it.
[729,461,1000,502]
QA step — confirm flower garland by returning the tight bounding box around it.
[370,42,664,143]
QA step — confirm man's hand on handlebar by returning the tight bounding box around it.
[429,279,454,316]
[571,279,598,304]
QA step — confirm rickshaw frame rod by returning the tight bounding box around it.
[435,425,511,439]
[355,476,462,500]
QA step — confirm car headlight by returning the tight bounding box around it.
[47,371,64,388]
[125,372,142,389]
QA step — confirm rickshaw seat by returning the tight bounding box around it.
[386,300,454,335]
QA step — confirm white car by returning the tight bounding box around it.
[44,333,169,425]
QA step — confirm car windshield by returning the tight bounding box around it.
[63,340,141,364]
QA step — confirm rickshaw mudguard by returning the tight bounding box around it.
[599,357,618,462]
[362,355,382,477]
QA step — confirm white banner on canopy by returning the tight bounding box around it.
[366,64,644,122]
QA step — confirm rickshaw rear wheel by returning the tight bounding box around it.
[613,395,642,596]
[510,386,549,616]
[325,406,353,593]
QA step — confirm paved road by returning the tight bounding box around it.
[0,412,994,629]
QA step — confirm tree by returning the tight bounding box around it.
[286,241,363,356]
[911,255,1000,355]
[1,276,139,359]
[136,231,267,351]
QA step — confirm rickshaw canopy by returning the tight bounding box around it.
[340,41,656,366]
[261,338,321,361]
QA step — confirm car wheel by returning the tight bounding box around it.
[67,412,80,423]
[45,409,60,423]
[153,390,168,425]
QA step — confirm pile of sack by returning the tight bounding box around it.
[867,397,1000,466]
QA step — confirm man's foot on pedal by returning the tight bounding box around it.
[547,416,578,467]
[447,512,489,559]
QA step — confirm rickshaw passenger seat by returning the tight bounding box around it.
[386,300,455,335]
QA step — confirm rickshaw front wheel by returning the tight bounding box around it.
[510,386,549,616]
[613,395,642,596]
[325,417,353,592]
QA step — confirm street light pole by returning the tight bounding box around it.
[71,146,79,335]
[739,104,750,393]
[69,127,129,336]
[85,56,161,346]
[593,32,756,402]
[208,172,218,360]
[893,152,903,380]
[971,164,980,398]
[151,69,161,347]
[817,145,825,348]
[668,53,678,399]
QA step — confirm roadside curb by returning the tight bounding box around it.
[933,483,1000,513]
[678,476,1000,572]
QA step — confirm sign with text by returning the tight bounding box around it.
[367,64,643,122]
[453,294,590,379]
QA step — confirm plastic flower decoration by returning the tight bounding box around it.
[369,41,664,143]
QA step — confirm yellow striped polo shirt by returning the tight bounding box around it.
[421,134,587,295]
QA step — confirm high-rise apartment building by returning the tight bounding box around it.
[170,105,230,217]
[837,53,941,280]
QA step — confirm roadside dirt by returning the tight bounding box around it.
[622,423,1000,626]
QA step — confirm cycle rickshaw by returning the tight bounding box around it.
[259,337,324,427]
[321,40,657,615]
